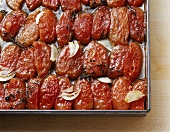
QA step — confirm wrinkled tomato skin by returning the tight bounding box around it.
[0,10,27,42]
[0,83,8,109]
[83,41,109,78]
[26,0,42,11]
[127,0,144,7]
[38,8,57,43]
[5,78,26,109]
[112,76,132,110]
[6,0,24,10]
[91,79,112,110]
[81,0,89,5]
[124,42,143,81]
[109,7,129,45]
[73,78,93,110]
[129,78,147,110]
[0,12,4,23]
[56,10,74,47]
[56,45,83,80]
[33,41,52,78]
[27,78,42,109]
[60,0,81,12]
[107,45,128,79]
[42,0,60,11]
[54,75,73,110]
[73,13,93,45]
[91,6,110,40]
[16,10,40,47]
[107,0,125,8]
[39,74,59,110]
[16,48,36,81]
[128,6,144,43]
[89,0,106,8]
[0,44,21,70]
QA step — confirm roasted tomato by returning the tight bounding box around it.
[0,83,8,109]
[107,0,125,8]
[124,42,143,81]
[73,77,93,110]
[38,8,57,43]
[0,11,5,23]
[42,0,60,11]
[91,6,110,40]
[39,74,58,109]
[0,44,21,70]
[83,41,109,78]
[16,10,40,47]
[129,78,147,110]
[89,0,106,8]
[0,10,27,42]
[6,0,24,10]
[56,10,74,47]
[91,79,112,110]
[128,6,144,43]
[56,44,83,80]
[33,41,52,78]
[107,44,128,79]
[112,76,132,110]
[26,0,42,11]
[109,7,129,45]
[16,48,36,81]
[60,0,81,12]
[127,0,144,7]
[54,75,73,110]
[5,78,26,109]
[81,0,89,5]
[26,78,42,109]
[73,13,93,45]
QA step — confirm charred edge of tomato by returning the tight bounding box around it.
[0,10,8,15]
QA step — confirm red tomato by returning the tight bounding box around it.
[107,0,125,8]
[73,78,93,110]
[83,41,109,78]
[26,0,42,11]
[33,41,52,78]
[73,12,93,45]
[38,8,57,43]
[112,76,132,110]
[54,75,73,110]
[56,45,83,80]
[56,10,74,47]
[129,78,147,110]
[107,44,129,79]
[0,10,27,42]
[6,0,25,10]
[127,0,144,7]
[60,0,81,12]
[91,79,112,110]
[5,78,26,109]
[39,74,59,109]
[109,7,129,45]
[91,6,110,40]
[0,44,21,70]
[42,0,60,11]
[16,48,36,80]
[124,42,143,81]
[0,83,8,109]
[81,0,89,5]
[0,12,5,23]
[16,10,40,47]
[27,78,42,109]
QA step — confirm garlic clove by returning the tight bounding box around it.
[61,88,81,101]
[50,44,58,62]
[125,90,145,103]
[68,41,79,58]
[98,40,113,52]
[97,77,113,83]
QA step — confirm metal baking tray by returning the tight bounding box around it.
[0,0,150,116]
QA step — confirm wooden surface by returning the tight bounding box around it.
[0,0,170,131]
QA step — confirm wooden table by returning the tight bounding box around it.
[0,0,170,131]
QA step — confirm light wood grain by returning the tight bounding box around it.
[0,0,170,131]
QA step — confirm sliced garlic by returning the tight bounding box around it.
[61,88,81,101]
[50,44,58,62]
[36,11,44,24]
[125,90,145,103]
[98,40,113,52]
[0,68,16,81]
[68,41,79,58]
[61,86,73,93]
[97,77,113,84]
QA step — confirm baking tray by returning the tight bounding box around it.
[0,0,150,116]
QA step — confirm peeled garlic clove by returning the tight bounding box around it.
[61,86,73,93]
[50,44,58,62]
[0,72,16,82]
[61,89,81,101]
[97,77,113,83]
[98,40,113,52]
[36,11,44,24]
[69,41,79,57]
[125,90,145,103]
